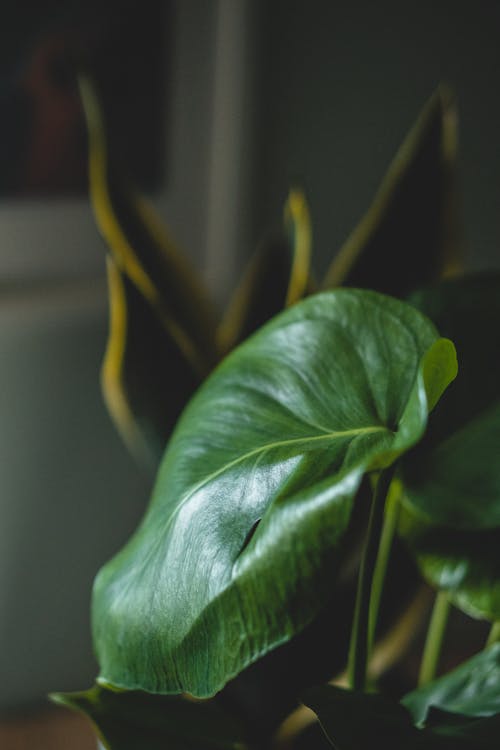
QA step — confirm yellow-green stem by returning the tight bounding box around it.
[348,468,395,691]
[418,591,450,687]
[367,481,402,655]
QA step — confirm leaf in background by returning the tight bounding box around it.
[402,643,500,725]
[217,189,314,354]
[398,512,500,621]
[404,273,500,530]
[423,709,500,747]
[303,684,500,749]
[409,274,500,433]
[402,273,500,529]
[397,275,500,619]
[323,86,461,297]
[102,257,202,468]
[51,685,246,750]
[78,75,218,463]
[92,290,456,697]
[402,405,500,531]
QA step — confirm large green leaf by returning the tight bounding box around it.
[402,644,500,725]
[303,684,500,749]
[51,685,246,750]
[322,86,461,297]
[93,290,456,697]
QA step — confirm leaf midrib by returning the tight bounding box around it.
[160,425,391,531]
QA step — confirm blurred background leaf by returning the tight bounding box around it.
[217,189,314,354]
[323,86,461,297]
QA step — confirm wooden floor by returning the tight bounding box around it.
[0,706,97,750]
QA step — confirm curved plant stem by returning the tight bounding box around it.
[367,480,402,655]
[486,621,500,648]
[418,590,450,686]
[348,468,395,691]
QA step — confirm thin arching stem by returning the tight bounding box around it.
[348,468,395,691]
[367,480,402,655]
[418,591,450,686]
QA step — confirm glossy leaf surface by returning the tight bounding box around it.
[93,290,456,697]
[323,86,460,297]
[52,685,246,750]
[303,684,500,749]
[403,644,500,725]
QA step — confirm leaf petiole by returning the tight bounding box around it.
[367,479,402,655]
[418,590,450,686]
[348,467,395,691]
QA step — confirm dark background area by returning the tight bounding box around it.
[0,0,168,195]
[252,0,500,274]
[0,1,498,275]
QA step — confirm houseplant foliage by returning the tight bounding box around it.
[77,77,459,470]
[52,83,500,748]
[400,273,500,622]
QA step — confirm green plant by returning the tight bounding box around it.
[52,86,500,748]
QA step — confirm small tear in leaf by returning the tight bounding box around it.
[238,519,261,557]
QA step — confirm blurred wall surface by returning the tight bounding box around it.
[0,280,151,708]
[0,0,223,711]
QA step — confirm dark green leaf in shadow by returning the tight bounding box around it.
[398,274,500,618]
[92,290,456,697]
[79,75,217,363]
[402,273,500,529]
[402,405,500,530]
[398,510,500,620]
[51,685,246,750]
[79,75,217,465]
[423,708,500,745]
[102,257,202,469]
[402,643,500,725]
[303,684,500,749]
[303,684,419,750]
[323,86,461,297]
[217,190,314,354]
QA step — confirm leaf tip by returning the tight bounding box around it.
[422,337,458,413]
[284,188,312,306]
[49,691,67,708]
